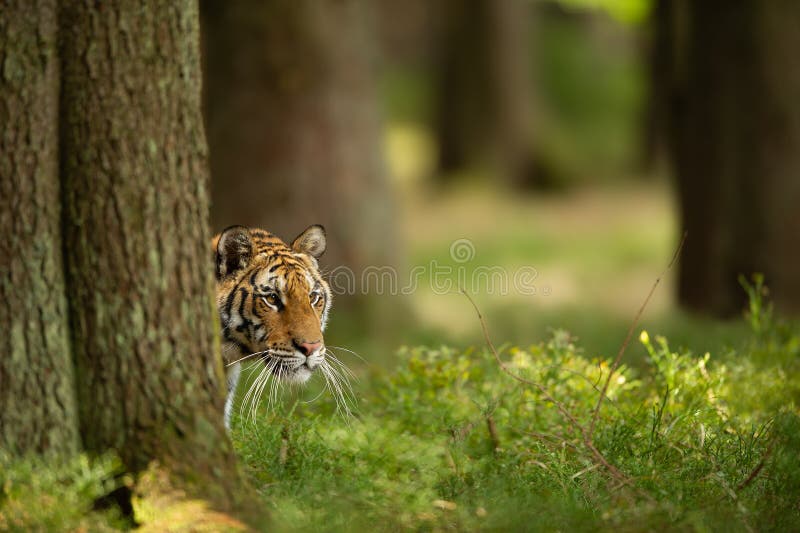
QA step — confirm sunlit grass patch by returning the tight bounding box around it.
[0,453,123,532]
[4,284,797,532]
[232,284,800,531]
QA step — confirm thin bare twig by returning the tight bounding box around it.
[523,430,581,451]
[588,231,687,438]
[460,289,633,487]
[460,230,687,496]
[486,414,501,452]
[460,290,584,431]
[279,425,290,466]
[449,420,477,442]
[736,440,774,492]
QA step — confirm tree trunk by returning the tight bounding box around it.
[0,0,79,455]
[664,0,800,316]
[434,0,492,179]
[59,1,247,510]
[487,0,537,189]
[202,0,396,279]
[640,0,672,173]
[433,0,536,188]
[756,3,800,315]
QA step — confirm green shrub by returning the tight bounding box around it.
[232,281,800,531]
[3,279,797,531]
[0,452,123,531]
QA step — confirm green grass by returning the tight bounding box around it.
[3,281,799,531]
[2,184,795,531]
[225,279,800,532]
[0,453,124,531]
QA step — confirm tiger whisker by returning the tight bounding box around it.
[245,363,271,423]
[319,364,345,416]
[301,385,326,404]
[264,364,276,416]
[240,360,271,424]
[226,350,267,367]
[326,354,356,390]
[240,360,267,412]
[241,358,262,376]
[325,361,357,405]
[320,360,355,419]
[327,353,357,378]
[251,358,276,422]
[324,350,358,381]
[327,345,368,365]
[326,367,357,405]
[268,364,283,414]
[231,347,360,427]
[253,359,278,423]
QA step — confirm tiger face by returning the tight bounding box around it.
[213,225,332,426]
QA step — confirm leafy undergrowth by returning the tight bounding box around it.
[0,453,250,532]
[2,281,798,531]
[0,453,124,532]
[232,280,800,532]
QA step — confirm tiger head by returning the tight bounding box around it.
[213,224,331,384]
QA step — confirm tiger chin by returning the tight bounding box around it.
[212,224,347,429]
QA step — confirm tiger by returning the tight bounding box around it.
[212,224,338,428]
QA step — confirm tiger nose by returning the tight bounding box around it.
[296,340,322,356]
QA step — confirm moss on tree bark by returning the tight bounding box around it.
[0,0,79,456]
[59,1,253,514]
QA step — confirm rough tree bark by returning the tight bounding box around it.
[202,0,396,278]
[59,1,248,510]
[0,0,79,455]
[661,0,800,316]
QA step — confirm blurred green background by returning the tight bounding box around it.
[202,0,799,372]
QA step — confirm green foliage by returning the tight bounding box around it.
[553,0,652,25]
[0,452,123,531]
[535,8,645,183]
[380,2,648,188]
[3,283,798,531]
[229,283,799,532]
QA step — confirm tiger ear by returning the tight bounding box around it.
[215,225,253,280]
[291,224,326,258]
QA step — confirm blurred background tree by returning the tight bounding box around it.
[202,0,397,282]
[654,0,800,316]
[432,0,538,189]
[200,0,798,364]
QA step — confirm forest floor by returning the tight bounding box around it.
[228,272,800,531]
[3,183,797,532]
[221,182,796,532]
